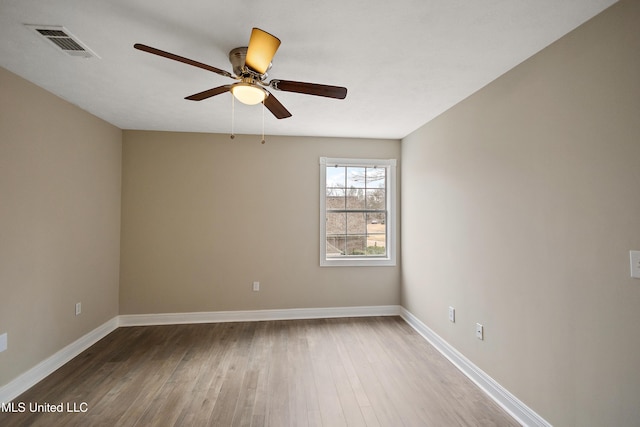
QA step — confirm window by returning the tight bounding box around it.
[320,157,397,267]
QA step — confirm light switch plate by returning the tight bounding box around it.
[475,323,484,340]
[631,251,640,279]
[0,333,7,353]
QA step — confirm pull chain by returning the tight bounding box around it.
[261,101,266,144]
[230,95,266,144]
[230,94,235,140]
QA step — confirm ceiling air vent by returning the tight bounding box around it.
[25,25,99,59]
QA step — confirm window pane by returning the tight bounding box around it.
[326,236,345,257]
[346,188,365,209]
[347,212,366,234]
[366,235,386,255]
[326,189,345,209]
[326,166,346,188]
[366,189,385,210]
[367,212,386,225]
[326,212,346,234]
[366,167,385,188]
[326,187,345,197]
[367,213,386,256]
[346,167,366,189]
[346,236,366,256]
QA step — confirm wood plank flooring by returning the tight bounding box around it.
[0,317,519,426]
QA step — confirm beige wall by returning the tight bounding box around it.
[0,68,122,386]
[120,131,400,314]
[401,1,640,426]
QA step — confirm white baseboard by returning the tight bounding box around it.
[399,308,551,427]
[0,317,118,404]
[118,305,402,326]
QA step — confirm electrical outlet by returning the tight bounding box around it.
[630,251,640,279]
[0,333,7,353]
[475,323,484,340]
[75,302,82,316]
[448,306,455,323]
[252,281,260,292]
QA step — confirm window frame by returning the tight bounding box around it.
[319,157,397,267]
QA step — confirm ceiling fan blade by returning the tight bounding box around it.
[270,79,347,99]
[134,43,233,79]
[185,85,232,101]
[263,91,292,119]
[245,28,281,75]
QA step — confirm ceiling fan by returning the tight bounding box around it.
[134,28,347,119]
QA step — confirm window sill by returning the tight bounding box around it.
[320,257,396,267]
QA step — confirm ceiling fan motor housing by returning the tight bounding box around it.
[229,46,271,79]
[228,47,247,76]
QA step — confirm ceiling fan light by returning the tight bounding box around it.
[231,83,267,105]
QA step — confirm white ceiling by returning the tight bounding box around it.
[0,0,616,139]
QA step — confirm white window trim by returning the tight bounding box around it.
[319,157,397,267]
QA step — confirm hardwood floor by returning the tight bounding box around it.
[0,317,519,426]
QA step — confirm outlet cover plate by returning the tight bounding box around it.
[0,333,7,352]
[631,251,640,279]
[448,306,455,323]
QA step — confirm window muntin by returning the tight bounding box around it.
[320,157,396,267]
